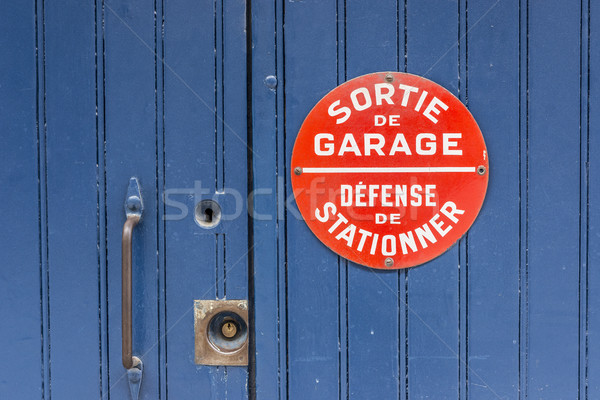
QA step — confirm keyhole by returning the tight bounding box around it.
[194,199,221,228]
[204,208,213,223]
[221,321,238,339]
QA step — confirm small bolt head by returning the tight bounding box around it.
[477,165,487,175]
[264,75,278,89]
[294,167,302,175]
[385,257,394,267]
[127,196,140,211]
[385,73,394,82]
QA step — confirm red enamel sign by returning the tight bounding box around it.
[291,72,489,269]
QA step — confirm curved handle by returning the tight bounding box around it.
[122,214,140,369]
[122,177,144,371]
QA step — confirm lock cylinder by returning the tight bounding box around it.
[194,300,249,366]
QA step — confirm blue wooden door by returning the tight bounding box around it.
[1,0,249,398]
[251,0,600,398]
[1,0,599,399]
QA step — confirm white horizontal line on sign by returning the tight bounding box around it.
[301,167,477,173]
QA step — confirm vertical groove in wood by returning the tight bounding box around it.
[275,0,288,398]
[335,1,348,399]
[246,0,255,394]
[397,2,408,399]
[518,0,529,397]
[400,266,408,400]
[580,0,590,397]
[213,0,217,192]
[96,0,109,397]
[401,3,408,399]
[337,258,348,400]
[588,1,599,396]
[35,0,52,397]
[215,0,225,191]
[155,0,167,397]
[458,0,469,398]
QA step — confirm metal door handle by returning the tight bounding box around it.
[122,178,143,399]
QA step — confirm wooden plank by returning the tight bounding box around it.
[221,2,249,395]
[43,1,101,396]
[0,1,43,398]
[162,0,217,396]
[163,0,249,397]
[344,0,401,398]
[406,0,460,397]
[466,0,520,398]
[104,1,160,397]
[251,0,287,396]
[526,0,581,396]
[284,1,341,398]
[221,0,249,304]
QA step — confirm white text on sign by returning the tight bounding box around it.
[314,133,462,156]
[340,183,437,208]
[327,83,449,124]
[315,201,465,257]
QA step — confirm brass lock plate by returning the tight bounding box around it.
[194,300,249,366]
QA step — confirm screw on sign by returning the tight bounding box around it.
[291,72,489,269]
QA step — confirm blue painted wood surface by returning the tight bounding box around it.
[345,1,401,399]
[0,2,42,398]
[104,1,161,398]
[0,0,598,399]
[283,2,341,398]
[527,1,581,396]
[466,0,520,397]
[44,1,100,397]
[251,1,598,399]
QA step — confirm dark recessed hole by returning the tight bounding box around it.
[195,200,221,228]
[204,208,213,223]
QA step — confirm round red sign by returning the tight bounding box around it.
[291,72,489,269]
